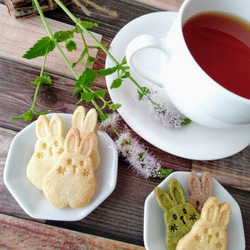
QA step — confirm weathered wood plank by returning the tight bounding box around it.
[134,0,184,11]
[42,0,159,38]
[0,4,102,78]
[192,146,250,191]
[0,213,145,249]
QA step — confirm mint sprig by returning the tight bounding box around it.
[23,37,55,59]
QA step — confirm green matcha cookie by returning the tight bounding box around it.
[154,178,200,250]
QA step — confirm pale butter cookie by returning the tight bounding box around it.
[42,128,97,208]
[176,196,231,250]
[72,106,100,171]
[27,114,64,190]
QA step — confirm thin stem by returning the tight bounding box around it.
[33,0,108,121]
[33,0,78,79]
[31,53,47,110]
[53,0,145,92]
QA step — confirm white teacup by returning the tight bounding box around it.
[126,0,250,129]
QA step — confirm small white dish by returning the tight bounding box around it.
[4,113,118,221]
[144,171,245,250]
[105,11,250,160]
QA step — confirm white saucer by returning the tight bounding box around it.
[105,12,250,160]
[4,113,118,221]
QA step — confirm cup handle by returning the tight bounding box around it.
[125,34,169,87]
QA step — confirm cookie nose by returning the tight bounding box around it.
[180,216,186,225]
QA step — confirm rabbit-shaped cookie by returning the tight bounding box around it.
[154,178,200,250]
[176,196,231,250]
[72,106,100,171]
[42,127,97,208]
[27,114,64,190]
[188,171,213,213]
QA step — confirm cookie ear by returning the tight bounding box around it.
[154,187,174,211]
[168,178,186,205]
[72,106,86,129]
[188,171,202,195]
[201,171,213,196]
[64,128,80,153]
[217,202,232,228]
[36,115,49,139]
[49,114,64,137]
[84,108,98,132]
[201,197,219,223]
[79,132,95,157]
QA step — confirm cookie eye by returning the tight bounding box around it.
[42,143,47,149]
[183,208,187,214]
[67,159,72,165]
[173,214,177,220]
[80,160,84,166]
[54,141,58,147]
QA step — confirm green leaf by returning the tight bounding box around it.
[121,56,127,65]
[31,74,52,86]
[110,78,122,89]
[94,89,107,99]
[121,71,130,78]
[79,21,98,30]
[73,87,82,96]
[66,40,77,51]
[80,92,94,102]
[23,37,55,59]
[97,66,118,76]
[86,56,97,64]
[72,47,88,68]
[75,68,96,88]
[109,103,121,110]
[156,168,173,178]
[11,110,33,121]
[182,118,192,126]
[138,87,150,100]
[54,30,73,43]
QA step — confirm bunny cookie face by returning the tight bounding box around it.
[176,197,232,250]
[72,106,100,171]
[27,115,64,190]
[154,178,200,250]
[42,128,97,208]
[188,171,213,213]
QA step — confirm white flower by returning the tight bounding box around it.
[99,112,121,133]
[134,87,190,129]
[115,130,162,178]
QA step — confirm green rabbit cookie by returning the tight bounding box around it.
[154,178,200,250]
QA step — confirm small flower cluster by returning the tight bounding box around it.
[135,87,191,129]
[100,113,172,178]
[116,130,163,178]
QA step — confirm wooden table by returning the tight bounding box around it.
[0,0,249,249]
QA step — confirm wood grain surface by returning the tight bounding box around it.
[134,0,184,11]
[0,213,145,249]
[0,5,102,78]
[0,0,249,248]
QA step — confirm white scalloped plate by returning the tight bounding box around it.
[144,171,245,250]
[4,113,118,221]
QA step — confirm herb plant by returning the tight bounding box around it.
[11,0,191,178]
